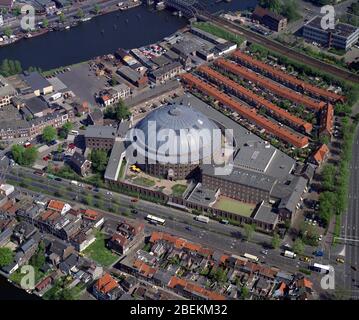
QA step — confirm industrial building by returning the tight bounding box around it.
[252,5,288,32]
[0,75,17,108]
[302,16,359,50]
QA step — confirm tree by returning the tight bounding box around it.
[3,26,12,37]
[292,238,305,255]
[259,0,282,14]
[271,233,281,249]
[59,12,66,23]
[0,247,13,267]
[11,145,38,166]
[42,126,57,143]
[42,18,49,28]
[240,286,250,300]
[58,122,73,139]
[93,4,100,14]
[115,100,131,121]
[243,224,255,242]
[90,150,108,173]
[76,9,84,19]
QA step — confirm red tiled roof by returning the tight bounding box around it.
[169,276,226,300]
[82,208,101,221]
[320,104,334,136]
[215,58,325,111]
[181,72,309,148]
[94,273,118,294]
[313,144,329,164]
[233,51,345,103]
[47,200,65,212]
[198,65,313,133]
[149,232,214,256]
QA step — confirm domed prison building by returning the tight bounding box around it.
[126,103,229,180]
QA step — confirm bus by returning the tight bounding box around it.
[243,253,259,262]
[70,130,79,136]
[146,214,166,226]
[195,215,210,224]
[312,263,331,274]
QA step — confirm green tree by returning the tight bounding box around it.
[259,0,282,13]
[76,9,84,19]
[292,238,305,255]
[90,150,108,173]
[240,286,250,300]
[11,144,25,164]
[58,122,73,139]
[115,100,131,120]
[42,18,49,28]
[0,247,13,267]
[3,26,12,37]
[271,233,281,249]
[93,4,100,14]
[243,224,255,242]
[23,147,38,165]
[59,12,66,23]
[42,126,57,143]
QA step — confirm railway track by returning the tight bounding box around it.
[198,12,359,84]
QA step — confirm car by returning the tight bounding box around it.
[93,188,99,192]
[351,265,357,271]
[131,209,138,214]
[185,226,192,231]
[300,256,311,262]
[318,235,323,241]
[43,156,49,161]
[314,250,324,257]
[48,140,57,146]
[336,258,345,264]
[106,191,113,196]
[54,177,62,181]
[131,198,138,202]
[261,250,268,255]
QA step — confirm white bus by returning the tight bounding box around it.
[243,253,259,262]
[70,130,79,136]
[146,214,166,226]
[195,215,210,224]
[312,263,331,274]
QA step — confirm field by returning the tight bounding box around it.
[214,197,255,217]
[83,232,118,267]
[132,176,156,187]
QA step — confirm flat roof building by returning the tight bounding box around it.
[302,16,359,50]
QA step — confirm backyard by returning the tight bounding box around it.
[83,232,118,267]
[171,184,187,197]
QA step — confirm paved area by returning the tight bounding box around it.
[57,63,107,106]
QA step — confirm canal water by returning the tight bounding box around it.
[0,0,257,70]
[0,275,41,300]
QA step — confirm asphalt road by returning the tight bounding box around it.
[2,166,316,274]
[339,126,359,298]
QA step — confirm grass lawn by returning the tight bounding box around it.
[118,158,127,180]
[83,232,118,267]
[171,184,187,197]
[132,176,155,187]
[214,197,255,217]
[9,266,47,286]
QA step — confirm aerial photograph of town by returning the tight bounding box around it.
[0,0,359,307]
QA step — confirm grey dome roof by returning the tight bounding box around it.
[129,103,221,164]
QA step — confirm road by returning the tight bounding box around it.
[1,164,318,275]
[198,10,359,83]
[338,126,359,298]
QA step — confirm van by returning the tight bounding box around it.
[220,219,229,225]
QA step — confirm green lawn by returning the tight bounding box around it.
[171,184,187,197]
[118,158,127,180]
[83,232,118,267]
[132,176,155,187]
[214,197,255,217]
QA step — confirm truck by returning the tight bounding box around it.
[284,250,296,259]
[70,180,79,186]
[195,215,210,224]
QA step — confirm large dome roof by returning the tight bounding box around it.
[129,103,221,164]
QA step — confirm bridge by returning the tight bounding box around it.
[163,0,205,18]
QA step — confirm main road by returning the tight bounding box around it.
[338,126,359,298]
[1,164,320,275]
